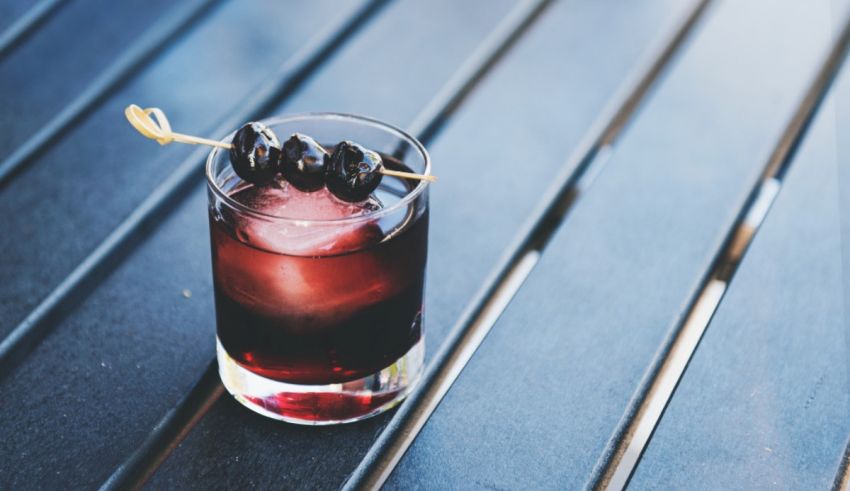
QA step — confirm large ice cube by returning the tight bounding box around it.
[212,183,406,331]
[234,183,383,256]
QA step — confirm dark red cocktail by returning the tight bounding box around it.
[206,114,430,424]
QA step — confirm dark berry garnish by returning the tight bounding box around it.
[326,141,383,202]
[280,133,328,192]
[229,122,281,185]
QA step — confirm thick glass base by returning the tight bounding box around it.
[217,337,424,425]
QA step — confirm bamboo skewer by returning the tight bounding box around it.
[124,104,436,182]
[379,168,436,182]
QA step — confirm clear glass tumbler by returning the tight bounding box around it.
[206,113,430,424]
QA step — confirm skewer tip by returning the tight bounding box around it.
[379,168,437,182]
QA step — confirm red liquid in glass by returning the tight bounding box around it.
[210,183,427,386]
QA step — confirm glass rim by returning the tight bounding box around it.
[205,112,431,225]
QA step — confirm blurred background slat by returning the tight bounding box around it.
[0,0,65,59]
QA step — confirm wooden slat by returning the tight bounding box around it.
[384,1,847,489]
[0,0,220,186]
[0,0,65,59]
[0,1,41,33]
[0,0,518,488]
[630,50,850,491]
[0,0,189,159]
[144,1,694,489]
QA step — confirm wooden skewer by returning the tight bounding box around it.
[124,104,436,182]
[380,168,437,182]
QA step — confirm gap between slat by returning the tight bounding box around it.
[98,361,224,490]
[834,439,850,491]
[596,11,850,490]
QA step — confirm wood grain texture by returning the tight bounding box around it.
[631,49,850,491]
[385,1,847,489]
[146,0,692,489]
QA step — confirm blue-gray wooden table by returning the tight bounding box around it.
[1,1,849,489]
